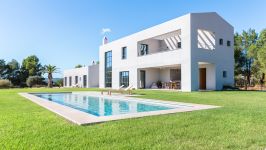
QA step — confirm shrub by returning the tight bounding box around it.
[26,76,44,87]
[0,79,12,88]
[156,80,162,88]
[55,79,63,87]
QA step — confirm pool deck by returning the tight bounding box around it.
[19,92,221,125]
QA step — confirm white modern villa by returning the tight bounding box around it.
[99,12,234,91]
[63,64,99,88]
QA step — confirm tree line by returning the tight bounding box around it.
[234,29,266,89]
[0,55,60,88]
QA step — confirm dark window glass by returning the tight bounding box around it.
[219,39,223,45]
[69,77,72,86]
[83,75,87,87]
[227,41,231,46]
[223,71,227,78]
[105,51,112,87]
[177,42,182,48]
[140,44,148,55]
[122,47,127,59]
[64,77,67,86]
[75,76,78,84]
[120,71,129,87]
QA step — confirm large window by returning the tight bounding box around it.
[120,71,129,87]
[69,77,72,86]
[75,76,78,84]
[64,77,67,86]
[105,51,112,87]
[83,75,87,87]
[140,44,148,55]
[121,47,127,59]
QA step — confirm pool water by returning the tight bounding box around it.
[33,93,180,117]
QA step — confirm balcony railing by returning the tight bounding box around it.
[138,47,181,57]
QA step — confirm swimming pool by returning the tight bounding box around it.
[33,93,184,116]
[20,92,219,125]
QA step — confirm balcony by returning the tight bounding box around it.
[137,30,182,56]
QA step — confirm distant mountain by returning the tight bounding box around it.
[44,78,62,83]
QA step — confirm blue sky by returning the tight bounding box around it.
[0,0,266,77]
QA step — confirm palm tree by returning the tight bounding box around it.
[43,65,59,88]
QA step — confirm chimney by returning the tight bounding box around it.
[102,36,108,45]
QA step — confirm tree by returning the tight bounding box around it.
[256,29,266,88]
[242,29,258,87]
[234,33,245,77]
[43,65,59,88]
[5,59,21,86]
[234,29,258,89]
[0,59,6,79]
[75,64,83,68]
[22,55,42,76]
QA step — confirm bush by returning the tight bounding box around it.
[26,76,44,87]
[0,79,12,88]
[55,79,63,87]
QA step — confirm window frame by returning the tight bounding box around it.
[177,42,182,49]
[83,75,87,87]
[64,77,67,86]
[223,71,227,78]
[121,47,127,59]
[219,38,223,45]
[69,76,72,86]
[105,51,112,87]
[227,40,231,47]
[140,44,149,56]
[75,76,78,84]
[119,71,129,87]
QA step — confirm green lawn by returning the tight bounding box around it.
[0,88,266,149]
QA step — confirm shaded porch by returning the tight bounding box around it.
[138,65,181,89]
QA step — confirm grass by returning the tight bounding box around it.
[1,88,266,149]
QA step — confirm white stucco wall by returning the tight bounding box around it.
[88,64,99,87]
[99,12,234,91]
[190,12,234,90]
[63,64,99,88]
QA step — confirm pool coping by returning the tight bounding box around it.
[19,92,221,125]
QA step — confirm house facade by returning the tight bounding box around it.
[63,64,99,88]
[99,12,234,92]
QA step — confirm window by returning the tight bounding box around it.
[64,77,67,86]
[69,77,72,86]
[75,76,78,84]
[227,41,231,47]
[83,75,87,87]
[105,51,112,87]
[170,69,181,81]
[219,39,223,45]
[121,47,127,59]
[177,42,182,48]
[120,71,129,87]
[140,44,148,55]
[223,71,227,78]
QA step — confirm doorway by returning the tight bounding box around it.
[199,68,206,90]
[140,70,146,89]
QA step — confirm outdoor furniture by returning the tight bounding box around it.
[167,81,181,89]
[120,85,133,95]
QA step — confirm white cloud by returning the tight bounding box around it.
[101,28,111,35]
